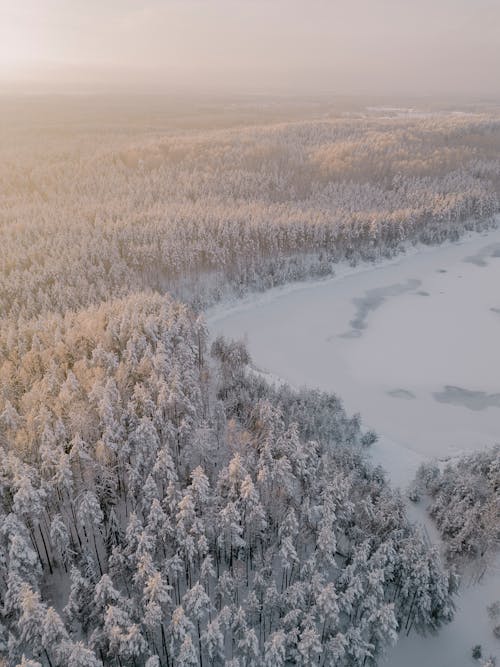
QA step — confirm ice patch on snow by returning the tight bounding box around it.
[387,388,416,400]
[464,242,500,266]
[433,385,500,411]
[341,278,421,337]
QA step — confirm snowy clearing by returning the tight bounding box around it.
[209,226,500,666]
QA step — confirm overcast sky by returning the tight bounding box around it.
[1,0,499,95]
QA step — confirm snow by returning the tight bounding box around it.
[208,225,500,666]
[382,557,500,667]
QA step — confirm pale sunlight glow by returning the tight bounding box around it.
[1,0,500,94]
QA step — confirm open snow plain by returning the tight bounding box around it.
[209,226,500,666]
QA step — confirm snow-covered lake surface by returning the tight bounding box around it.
[208,226,500,666]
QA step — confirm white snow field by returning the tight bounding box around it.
[209,225,500,666]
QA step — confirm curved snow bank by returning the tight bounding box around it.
[209,225,500,470]
[209,225,500,666]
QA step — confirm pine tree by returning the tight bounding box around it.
[263,630,286,667]
[297,624,322,666]
[64,641,102,667]
[201,619,225,665]
[41,607,69,665]
[17,585,46,659]
[77,491,104,576]
[49,514,71,571]
[177,634,198,667]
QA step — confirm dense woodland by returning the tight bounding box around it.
[2,106,500,326]
[1,99,500,665]
[0,295,457,666]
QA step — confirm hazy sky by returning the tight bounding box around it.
[1,0,499,95]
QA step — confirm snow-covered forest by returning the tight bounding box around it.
[0,294,457,666]
[2,103,500,324]
[1,98,500,666]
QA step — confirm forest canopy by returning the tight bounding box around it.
[1,103,499,327]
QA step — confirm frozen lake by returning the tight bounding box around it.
[209,227,500,486]
[209,225,500,666]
